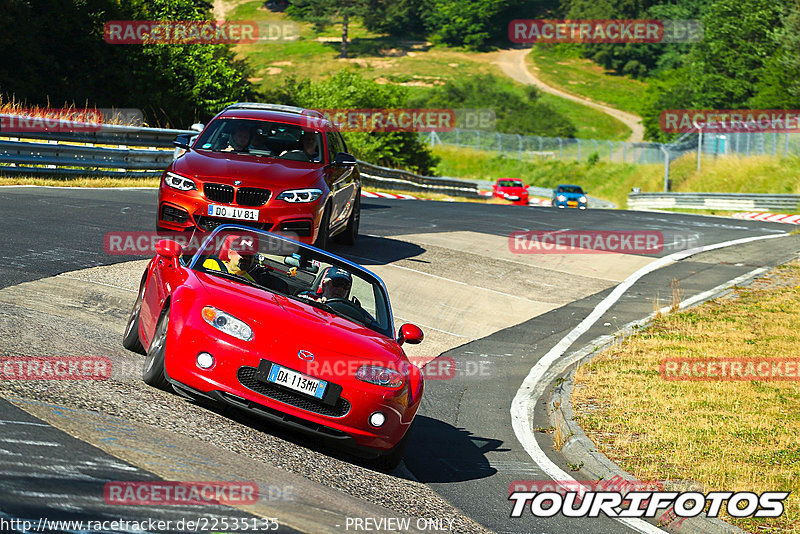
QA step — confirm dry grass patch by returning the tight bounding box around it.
[573,261,800,533]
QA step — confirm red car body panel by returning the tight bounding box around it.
[136,237,423,454]
[492,179,529,205]
[157,107,359,244]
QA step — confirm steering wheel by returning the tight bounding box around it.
[322,298,374,325]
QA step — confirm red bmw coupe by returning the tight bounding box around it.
[122,226,424,468]
[158,103,361,249]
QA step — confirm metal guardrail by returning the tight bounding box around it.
[0,116,480,196]
[628,192,800,212]
[357,161,479,197]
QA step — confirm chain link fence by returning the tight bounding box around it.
[423,127,800,165]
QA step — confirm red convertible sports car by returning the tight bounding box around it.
[122,225,424,468]
[158,103,361,249]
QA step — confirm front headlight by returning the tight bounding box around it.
[579,195,587,203]
[355,365,404,388]
[165,171,197,191]
[557,195,567,202]
[201,306,253,341]
[277,188,323,203]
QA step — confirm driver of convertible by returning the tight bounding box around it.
[309,266,352,302]
[203,235,258,283]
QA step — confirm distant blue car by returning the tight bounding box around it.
[552,184,588,209]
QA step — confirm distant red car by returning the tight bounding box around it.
[492,178,529,205]
[158,103,361,249]
[122,226,424,468]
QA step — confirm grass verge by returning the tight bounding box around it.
[527,45,648,116]
[572,261,800,533]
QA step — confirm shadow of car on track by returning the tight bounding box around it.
[329,234,427,266]
[403,416,508,483]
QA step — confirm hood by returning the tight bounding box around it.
[173,150,324,189]
[557,191,585,198]
[498,186,528,194]
[194,271,404,364]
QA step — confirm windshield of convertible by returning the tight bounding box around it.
[190,230,392,337]
[193,118,324,163]
[498,180,524,188]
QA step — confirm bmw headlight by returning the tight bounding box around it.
[579,195,587,203]
[277,188,323,203]
[557,195,567,202]
[355,365,404,388]
[164,171,197,191]
[201,306,253,341]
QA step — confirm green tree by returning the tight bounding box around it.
[265,71,439,173]
[686,0,782,108]
[749,0,800,108]
[287,0,370,58]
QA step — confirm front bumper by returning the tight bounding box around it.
[554,200,587,209]
[164,317,422,453]
[157,182,324,244]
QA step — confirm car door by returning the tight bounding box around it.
[325,131,355,227]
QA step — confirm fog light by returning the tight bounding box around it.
[196,352,214,369]
[369,412,386,428]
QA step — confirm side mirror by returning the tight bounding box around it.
[190,123,205,132]
[173,134,192,150]
[397,323,424,346]
[334,152,357,166]
[155,239,183,259]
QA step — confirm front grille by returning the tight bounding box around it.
[204,183,234,203]
[237,366,350,418]
[195,216,272,232]
[236,187,271,206]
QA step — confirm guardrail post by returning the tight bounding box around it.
[772,131,777,157]
[607,141,614,161]
[660,144,670,192]
[455,128,459,147]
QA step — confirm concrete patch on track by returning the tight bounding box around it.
[396,231,658,282]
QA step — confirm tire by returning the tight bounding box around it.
[314,202,331,250]
[143,306,172,391]
[122,274,146,355]
[334,194,360,245]
[373,423,413,471]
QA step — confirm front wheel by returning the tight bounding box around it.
[314,202,331,250]
[334,194,360,245]
[122,274,146,354]
[143,306,172,391]
[373,422,413,470]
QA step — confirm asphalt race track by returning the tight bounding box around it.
[1,185,798,534]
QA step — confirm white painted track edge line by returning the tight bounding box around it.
[511,232,788,534]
